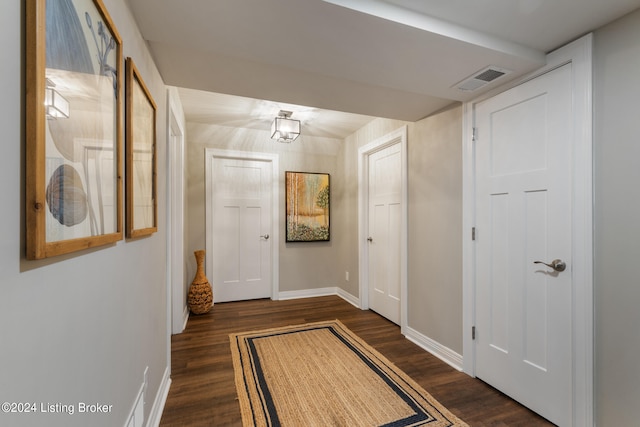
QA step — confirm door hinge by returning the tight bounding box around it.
[472,227,476,241]
[472,127,478,142]
[472,326,476,340]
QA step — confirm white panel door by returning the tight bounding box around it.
[475,64,573,425]
[211,158,272,302]
[367,143,402,324]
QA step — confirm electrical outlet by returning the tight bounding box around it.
[345,271,349,281]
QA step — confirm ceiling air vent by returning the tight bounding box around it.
[454,66,511,92]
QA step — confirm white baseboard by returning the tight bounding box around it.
[278,287,336,300]
[404,326,464,372]
[278,287,360,307]
[181,306,189,332]
[146,367,171,427]
[335,288,360,308]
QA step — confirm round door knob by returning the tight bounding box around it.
[260,234,270,240]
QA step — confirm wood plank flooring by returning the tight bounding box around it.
[159,296,554,426]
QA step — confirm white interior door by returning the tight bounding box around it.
[210,157,272,302]
[474,64,573,425]
[367,143,402,324]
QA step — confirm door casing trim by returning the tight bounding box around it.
[167,88,187,336]
[357,126,408,333]
[462,34,594,426]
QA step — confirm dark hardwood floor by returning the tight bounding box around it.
[159,296,554,426]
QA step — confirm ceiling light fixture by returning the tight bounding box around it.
[271,110,300,143]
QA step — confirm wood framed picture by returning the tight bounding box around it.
[285,172,330,242]
[26,0,124,259]
[125,57,157,238]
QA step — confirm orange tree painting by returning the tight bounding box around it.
[285,172,330,242]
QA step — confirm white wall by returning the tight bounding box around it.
[0,1,170,426]
[185,123,343,293]
[336,110,463,355]
[407,105,463,353]
[594,8,640,425]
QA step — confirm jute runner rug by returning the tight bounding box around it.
[230,320,468,427]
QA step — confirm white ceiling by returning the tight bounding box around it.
[178,88,375,139]
[127,0,640,138]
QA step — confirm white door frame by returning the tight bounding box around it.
[205,148,280,301]
[462,34,593,426]
[167,89,188,335]
[358,126,408,332]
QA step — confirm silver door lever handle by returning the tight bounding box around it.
[534,259,566,272]
[260,234,270,240]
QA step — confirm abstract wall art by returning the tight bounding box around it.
[26,0,123,259]
[125,57,157,238]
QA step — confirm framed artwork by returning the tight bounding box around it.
[285,172,330,242]
[26,0,123,259]
[125,57,157,238]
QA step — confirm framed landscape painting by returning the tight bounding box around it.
[285,172,330,242]
[26,0,123,259]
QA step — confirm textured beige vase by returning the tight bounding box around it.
[188,250,213,314]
